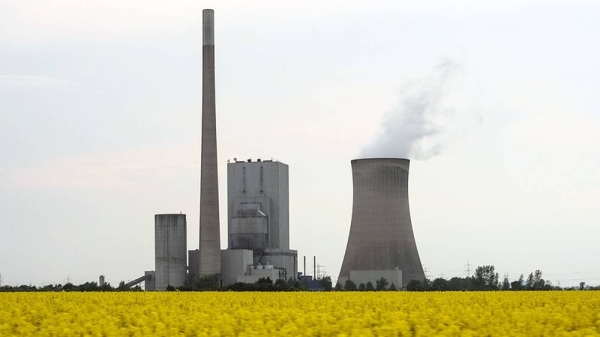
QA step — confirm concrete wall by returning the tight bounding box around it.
[227,160,289,250]
[144,271,156,291]
[339,158,425,287]
[221,249,254,286]
[188,249,200,279]
[155,214,187,290]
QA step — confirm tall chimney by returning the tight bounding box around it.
[339,158,425,287]
[198,9,220,276]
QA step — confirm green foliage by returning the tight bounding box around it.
[404,266,562,292]
[473,265,499,290]
[319,276,333,291]
[448,277,468,291]
[375,277,389,291]
[431,278,448,291]
[406,278,431,291]
[226,277,300,292]
[511,275,524,290]
[344,280,357,291]
[194,274,222,290]
[406,279,424,291]
[77,282,99,292]
[256,277,273,285]
[502,276,510,290]
[117,281,127,291]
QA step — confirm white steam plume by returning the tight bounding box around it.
[360,58,478,160]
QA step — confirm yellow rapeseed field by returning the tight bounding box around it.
[1,291,599,336]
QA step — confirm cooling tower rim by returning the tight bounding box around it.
[351,157,410,163]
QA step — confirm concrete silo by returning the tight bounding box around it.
[155,214,187,290]
[338,158,425,288]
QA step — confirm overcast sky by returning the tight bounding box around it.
[1,0,599,288]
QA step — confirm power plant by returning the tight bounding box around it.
[223,159,297,284]
[141,9,299,290]
[135,10,426,291]
[338,158,425,288]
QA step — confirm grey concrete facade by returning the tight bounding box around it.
[226,159,297,280]
[220,249,254,286]
[188,249,200,279]
[227,160,289,250]
[155,214,187,290]
[144,271,156,291]
[199,8,221,277]
[339,158,425,287]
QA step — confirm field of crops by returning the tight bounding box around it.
[1,291,599,336]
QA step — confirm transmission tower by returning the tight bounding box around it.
[423,265,431,279]
[464,261,472,277]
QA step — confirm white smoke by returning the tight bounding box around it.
[360,58,478,160]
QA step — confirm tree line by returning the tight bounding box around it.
[1,266,597,292]
[334,266,599,291]
[404,266,598,291]
[0,276,333,292]
[0,281,136,292]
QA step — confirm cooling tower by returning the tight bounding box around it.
[198,9,221,276]
[155,214,187,290]
[339,158,425,287]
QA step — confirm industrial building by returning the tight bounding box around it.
[149,159,298,289]
[144,10,297,289]
[338,158,425,288]
[221,159,298,285]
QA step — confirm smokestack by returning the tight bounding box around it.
[198,9,221,276]
[339,158,425,287]
[314,256,316,280]
[304,256,306,277]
